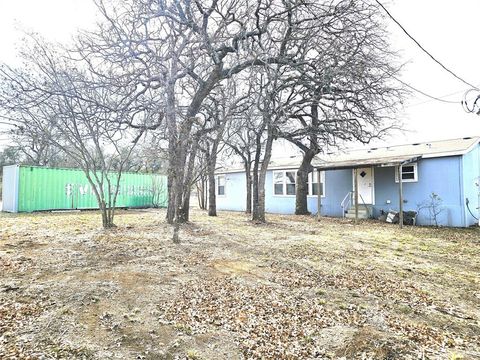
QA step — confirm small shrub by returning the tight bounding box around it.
[418,192,444,227]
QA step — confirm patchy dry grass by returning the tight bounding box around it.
[0,209,479,359]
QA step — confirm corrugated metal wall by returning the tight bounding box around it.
[3,165,167,212]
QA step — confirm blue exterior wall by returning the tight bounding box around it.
[462,143,480,226]
[216,169,352,216]
[264,169,351,216]
[304,169,352,217]
[371,157,464,227]
[216,171,247,212]
[216,150,480,227]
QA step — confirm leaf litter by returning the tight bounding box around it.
[0,209,479,359]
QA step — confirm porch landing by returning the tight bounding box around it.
[345,205,373,219]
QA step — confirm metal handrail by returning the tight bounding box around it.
[341,191,353,218]
[341,191,371,218]
[341,191,352,208]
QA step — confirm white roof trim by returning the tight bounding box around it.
[216,136,480,174]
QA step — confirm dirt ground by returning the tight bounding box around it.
[0,209,479,359]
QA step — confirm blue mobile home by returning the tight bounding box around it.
[216,137,480,227]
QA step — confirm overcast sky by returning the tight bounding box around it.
[0,0,479,151]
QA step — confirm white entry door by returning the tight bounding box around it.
[354,167,374,204]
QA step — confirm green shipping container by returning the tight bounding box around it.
[2,165,167,213]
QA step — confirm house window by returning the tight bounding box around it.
[307,171,325,197]
[217,175,225,196]
[273,170,296,196]
[286,171,296,195]
[273,170,325,197]
[395,163,418,183]
[274,171,285,195]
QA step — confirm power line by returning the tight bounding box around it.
[391,75,460,104]
[376,0,479,91]
[306,1,467,107]
[406,86,471,108]
[411,83,480,108]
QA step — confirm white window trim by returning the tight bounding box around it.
[272,170,285,196]
[307,171,326,198]
[216,175,226,197]
[272,170,297,197]
[395,163,418,183]
[272,170,326,198]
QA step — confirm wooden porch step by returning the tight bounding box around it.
[345,205,372,219]
[346,208,369,214]
[345,212,369,219]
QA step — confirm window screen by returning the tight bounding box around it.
[286,171,296,195]
[217,176,225,195]
[308,171,324,196]
[401,165,415,180]
[396,163,418,182]
[274,172,284,195]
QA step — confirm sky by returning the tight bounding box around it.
[0,0,479,151]
[381,0,480,146]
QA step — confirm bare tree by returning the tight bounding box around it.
[194,151,209,211]
[223,81,263,215]
[198,81,250,216]
[75,0,403,230]
[0,146,22,186]
[0,38,154,228]
[8,126,62,167]
[150,174,168,208]
[249,67,289,222]
[270,1,404,215]
[418,192,444,227]
[121,135,169,174]
[224,117,258,214]
[0,0,405,234]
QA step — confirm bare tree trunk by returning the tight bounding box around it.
[165,81,178,225]
[101,203,108,228]
[252,125,274,222]
[172,222,180,243]
[204,177,208,210]
[285,101,319,215]
[100,202,115,228]
[178,135,200,223]
[166,171,176,223]
[207,169,217,216]
[180,195,191,222]
[171,68,225,224]
[196,177,207,210]
[255,167,268,222]
[207,143,219,217]
[251,136,261,221]
[245,161,252,214]
[295,149,317,215]
[173,126,192,224]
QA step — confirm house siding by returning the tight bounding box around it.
[305,169,352,217]
[371,157,464,227]
[217,171,247,212]
[462,143,480,226]
[216,154,477,227]
[217,169,352,216]
[264,169,350,215]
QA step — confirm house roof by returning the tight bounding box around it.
[313,136,480,170]
[217,136,480,173]
[216,157,302,174]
